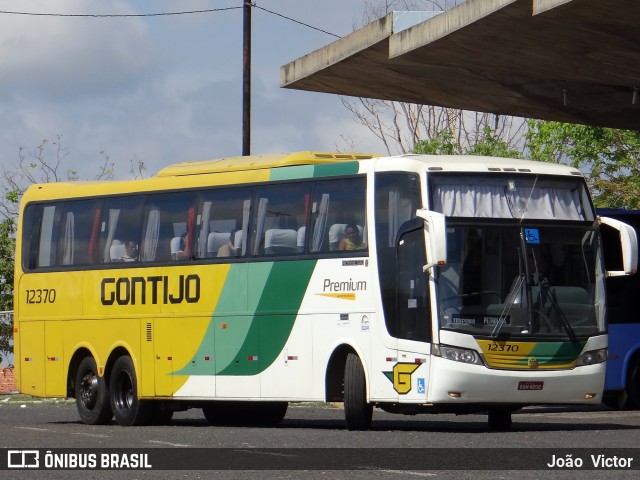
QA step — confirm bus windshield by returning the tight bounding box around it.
[435,223,604,339]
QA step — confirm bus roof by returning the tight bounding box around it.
[156,151,377,177]
[397,154,584,177]
[21,152,584,203]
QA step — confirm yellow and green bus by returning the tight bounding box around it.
[14,152,637,430]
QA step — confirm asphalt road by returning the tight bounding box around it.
[1,397,639,480]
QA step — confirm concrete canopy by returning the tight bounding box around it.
[281,0,640,131]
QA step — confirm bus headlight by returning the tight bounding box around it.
[433,344,484,365]
[576,348,607,366]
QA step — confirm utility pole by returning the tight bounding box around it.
[242,1,251,156]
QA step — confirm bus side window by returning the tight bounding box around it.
[195,188,251,260]
[57,200,101,266]
[137,191,197,263]
[310,177,366,253]
[23,204,57,269]
[252,183,311,257]
[99,197,144,264]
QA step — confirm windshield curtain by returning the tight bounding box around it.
[436,224,605,339]
[431,174,594,221]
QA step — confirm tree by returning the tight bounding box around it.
[414,125,523,157]
[0,218,14,364]
[0,136,115,219]
[341,1,525,157]
[0,136,145,364]
[525,120,640,209]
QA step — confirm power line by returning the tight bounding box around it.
[0,7,242,18]
[253,5,341,39]
[0,4,342,38]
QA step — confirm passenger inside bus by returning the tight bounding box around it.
[109,240,126,262]
[338,223,365,251]
[217,229,237,257]
[122,241,138,262]
[171,232,190,260]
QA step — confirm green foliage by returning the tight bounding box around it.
[413,126,522,158]
[466,126,522,158]
[5,190,19,205]
[0,218,15,363]
[526,120,640,208]
[413,131,460,155]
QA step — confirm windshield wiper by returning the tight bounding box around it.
[538,279,579,342]
[491,274,524,339]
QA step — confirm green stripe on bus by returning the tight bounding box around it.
[269,165,315,181]
[217,260,316,375]
[515,341,586,366]
[175,260,316,376]
[312,162,360,178]
[269,162,361,181]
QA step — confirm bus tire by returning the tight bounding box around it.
[344,353,372,431]
[109,356,154,426]
[626,360,640,410]
[602,391,626,410]
[487,407,512,430]
[202,402,234,425]
[251,402,288,426]
[75,356,113,425]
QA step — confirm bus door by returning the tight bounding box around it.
[394,226,432,403]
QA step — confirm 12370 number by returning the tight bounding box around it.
[487,343,519,352]
[25,288,57,304]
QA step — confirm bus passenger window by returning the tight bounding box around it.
[195,188,250,260]
[252,183,311,256]
[99,197,144,264]
[140,192,196,262]
[57,200,101,266]
[27,204,59,269]
[310,177,366,253]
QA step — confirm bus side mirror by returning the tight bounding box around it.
[416,209,447,272]
[600,216,638,276]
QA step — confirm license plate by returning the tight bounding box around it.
[518,381,544,391]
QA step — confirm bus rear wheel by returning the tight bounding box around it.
[109,356,154,426]
[344,353,372,431]
[75,356,113,425]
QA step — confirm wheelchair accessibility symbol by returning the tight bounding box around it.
[524,228,540,244]
[417,378,425,394]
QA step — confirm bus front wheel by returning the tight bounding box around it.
[344,353,372,431]
[109,356,154,426]
[487,407,512,430]
[75,356,113,425]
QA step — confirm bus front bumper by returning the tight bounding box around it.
[427,356,605,405]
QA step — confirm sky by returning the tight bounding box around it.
[0,0,390,181]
